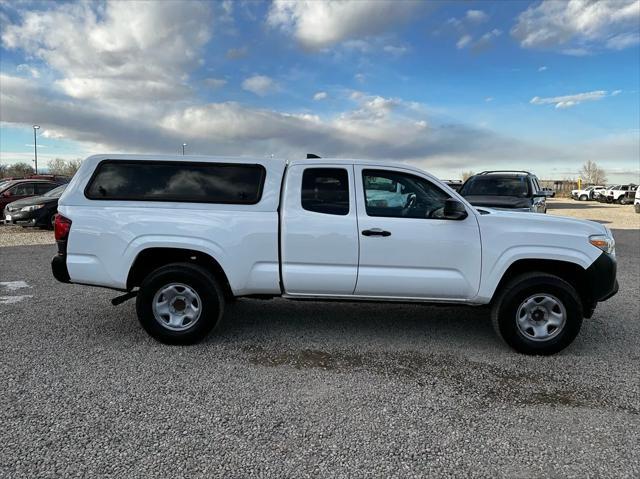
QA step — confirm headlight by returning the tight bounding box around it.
[20,204,45,212]
[589,234,615,256]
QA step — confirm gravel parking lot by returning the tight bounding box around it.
[547,198,640,230]
[1,206,639,477]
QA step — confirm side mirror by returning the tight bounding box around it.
[443,198,468,220]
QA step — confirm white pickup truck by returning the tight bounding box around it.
[571,185,605,201]
[52,155,618,355]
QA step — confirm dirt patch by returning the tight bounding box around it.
[245,346,638,414]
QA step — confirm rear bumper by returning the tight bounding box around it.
[51,254,70,283]
[585,252,618,303]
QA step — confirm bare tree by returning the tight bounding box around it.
[461,170,475,181]
[47,158,83,177]
[0,164,7,178]
[4,162,35,178]
[579,160,607,185]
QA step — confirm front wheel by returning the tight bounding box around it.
[136,262,225,344]
[635,203,640,213]
[579,194,588,201]
[491,273,583,355]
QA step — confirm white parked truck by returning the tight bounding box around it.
[52,155,618,355]
[571,185,605,201]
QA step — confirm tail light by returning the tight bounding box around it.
[54,214,72,241]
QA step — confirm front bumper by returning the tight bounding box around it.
[585,252,618,303]
[4,208,45,226]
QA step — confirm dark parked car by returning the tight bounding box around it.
[442,179,463,192]
[1,179,67,220]
[459,170,547,213]
[4,184,68,229]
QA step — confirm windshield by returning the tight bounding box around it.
[460,176,530,197]
[44,184,67,198]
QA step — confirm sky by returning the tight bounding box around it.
[0,0,639,183]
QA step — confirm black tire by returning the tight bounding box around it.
[635,203,640,214]
[579,194,588,201]
[491,272,583,355]
[136,262,225,345]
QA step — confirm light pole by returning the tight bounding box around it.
[33,125,40,174]
[182,143,187,156]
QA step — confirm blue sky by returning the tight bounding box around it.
[1,0,639,182]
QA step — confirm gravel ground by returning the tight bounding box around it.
[0,224,55,247]
[1,229,639,477]
[547,198,640,230]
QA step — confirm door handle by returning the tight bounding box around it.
[362,228,391,237]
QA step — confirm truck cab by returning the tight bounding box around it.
[52,155,618,355]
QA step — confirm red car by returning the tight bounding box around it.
[0,178,67,215]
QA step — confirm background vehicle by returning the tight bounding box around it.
[607,184,637,204]
[4,184,67,229]
[51,155,617,355]
[458,170,547,213]
[541,187,555,198]
[0,178,67,214]
[635,188,640,213]
[442,180,463,192]
[571,185,604,201]
[596,185,620,202]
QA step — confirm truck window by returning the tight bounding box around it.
[363,169,450,219]
[301,168,349,215]
[85,160,265,204]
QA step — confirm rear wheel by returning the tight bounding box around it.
[136,262,225,344]
[491,273,583,355]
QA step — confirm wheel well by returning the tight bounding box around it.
[127,248,233,299]
[493,259,592,309]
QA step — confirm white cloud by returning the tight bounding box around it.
[383,44,408,56]
[2,74,638,181]
[456,29,501,51]
[266,0,423,50]
[530,90,608,108]
[474,29,502,51]
[512,0,640,53]
[2,1,213,103]
[606,31,640,50]
[456,35,472,49]
[538,65,548,72]
[354,73,366,83]
[485,97,494,102]
[313,91,328,101]
[611,89,622,96]
[226,46,248,59]
[241,75,278,96]
[16,64,40,78]
[466,10,488,23]
[204,78,227,89]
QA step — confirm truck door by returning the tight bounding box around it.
[281,164,359,295]
[354,166,481,300]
